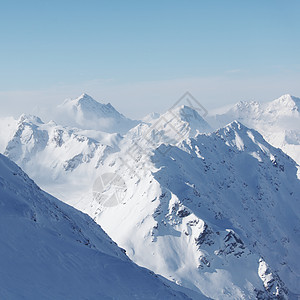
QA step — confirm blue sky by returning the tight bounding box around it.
[0,0,300,118]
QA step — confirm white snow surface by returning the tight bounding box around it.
[1,93,300,299]
[0,116,17,153]
[209,94,300,165]
[0,153,196,300]
[55,93,139,134]
[81,120,299,299]
[3,113,121,201]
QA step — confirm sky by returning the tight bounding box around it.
[0,0,300,119]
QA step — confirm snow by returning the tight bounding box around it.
[209,94,300,165]
[1,93,299,299]
[85,120,298,299]
[55,93,139,134]
[3,114,120,202]
[0,116,17,153]
[0,154,195,299]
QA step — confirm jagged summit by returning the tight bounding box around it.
[72,93,103,107]
[271,94,300,112]
[18,114,44,125]
[223,120,247,131]
[60,93,119,115]
[126,104,213,152]
[210,93,300,165]
[76,92,94,101]
[228,94,300,117]
[55,94,139,134]
[162,104,212,135]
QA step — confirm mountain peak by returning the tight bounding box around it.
[276,93,300,104]
[18,114,44,125]
[169,105,208,122]
[70,93,104,109]
[232,100,260,111]
[269,94,300,113]
[79,92,91,98]
[55,94,139,134]
[225,120,245,130]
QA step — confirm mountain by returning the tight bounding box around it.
[128,105,212,150]
[1,105,212,205]
[81,120,299,299]
[1,97,300,299]
[55,93,139,134]
[0,153,197,299]
[3,113,121,202]
[210,94,300,165]
[0,116,17,153]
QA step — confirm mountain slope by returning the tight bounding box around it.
[81,121,300,299]
[3,114,121,202]
[0,153,195,300]
[56,93,139,134]
[127,105,212,153]
[210,94,300,165]
[0,116,17,153]
[2,100,299,299]
[2,105,212,205]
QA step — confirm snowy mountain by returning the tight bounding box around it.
[210,94,300,165]
[1,105,212,204]
[79,120,300,299]
[128,105,212,151]
[55,93,139,134]
[0,116,17,153]
[3,113,121,202]
[1,94,300,299]
[0,153,197,299]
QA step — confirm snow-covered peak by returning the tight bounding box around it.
[142,112,161,124]
[231,100,261,116]
[56,94,139,134]
[18,113,44,125]
[221,120,259,135]
[59,93,119,116]
[226,94,300,119]
[216,120,275,153]
[210,94,300,164]
[124,105,213,157]
[267,94,300,114]
[74,92,96,103]
[161,105,212,136]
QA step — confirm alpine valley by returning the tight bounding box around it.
[1,93,299,299]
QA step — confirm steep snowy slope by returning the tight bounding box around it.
[3,114,121,202]
[56,93,139,134]
[80,121,300,299]
[2,106,212,204]
[210,94,300,165]
[0,116,17,153]
[2,99,299,299]
[0,154,195,300]
[128,105,212,151]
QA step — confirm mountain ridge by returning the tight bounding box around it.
[0,153,196,299]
